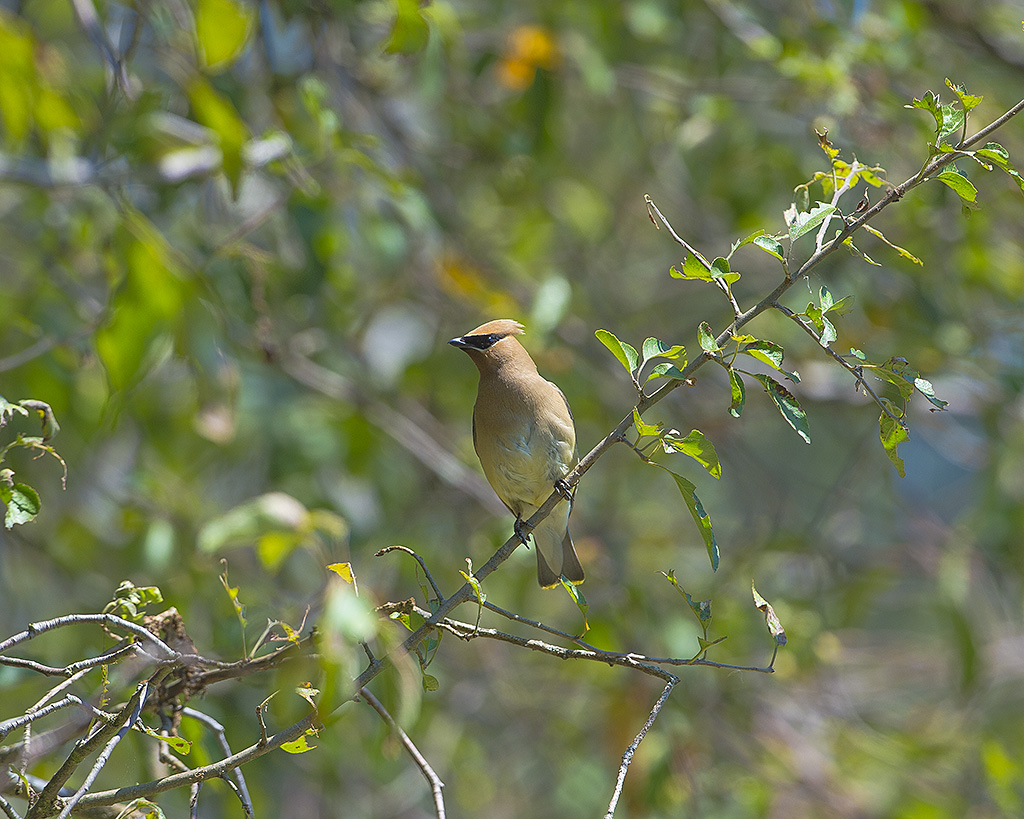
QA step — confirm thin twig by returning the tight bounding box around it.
[604,679,677,819]
[360,689,445,819]
[182,708,253,818]
[73,713,319,811]
[0,696,112,742]
[376,546,445,602]
[0,793,20,819]
[481,601,600,651]
[645,195,713,270]
[0,615,177,664]
[55,680,152,819]
[773,302,902,423]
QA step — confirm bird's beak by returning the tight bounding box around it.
[448,336,470,349]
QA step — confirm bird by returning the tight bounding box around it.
[449,319,585,588]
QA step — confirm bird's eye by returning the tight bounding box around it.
[467,333,502,349]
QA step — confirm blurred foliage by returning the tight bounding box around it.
[1,0,1024,816]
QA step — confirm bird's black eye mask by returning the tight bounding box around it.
[460,333,503,350]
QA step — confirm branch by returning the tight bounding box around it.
[359,689,445,819]
[60,713,320,815]
[181,709,253,818]
[603,680,676,819]
[26,669,166,819]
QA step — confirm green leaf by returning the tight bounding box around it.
[787,202,836,242]
[632,408,662,438]
[95,212,191,391]
[595,329,639,373]
[187,77,249,191]
[827,295,856,316]
[422,673,440,692]
[655,466,719,571]
[728,370,746,417]
[709,256,740,285]
[1,482,40,528]
[735,336,784,369]
[670,254,715,281]
[280,731,319,754]
[753,235,785,261]
[819,285,834,311]
[385,0,431,54]
[975,142,1009,164]
[937,104,965,147]
[560,579,589,634]
[935,169,978,203]
[698,322,719,354]
[880,410,909,477]
[641,337,686,365]
[859,224,922,265]
[945,79,982,113]
[646,362,689,383]
[663,570,712,631]
[661,429,721,479]
[195,0,254,71]
[872,358,917,401]
[728,229,765,259]
[974,143,1024,195]
[0,396,29,426]
[752,583,787,646]
[843,236,881,266]
[752,374,811,444]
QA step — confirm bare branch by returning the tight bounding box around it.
[604,680,677,819]
[359,689,445,819]
[182,709,253,818]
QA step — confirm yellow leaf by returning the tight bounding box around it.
[195,0,254,71]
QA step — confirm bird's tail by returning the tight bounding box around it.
[533,506,584,588]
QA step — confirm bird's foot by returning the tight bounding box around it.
[513,518,532,547]
[554,479,575,502]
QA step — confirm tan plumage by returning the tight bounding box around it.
[449,319,584,588]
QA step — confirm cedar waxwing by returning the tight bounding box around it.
[449,319,584,588]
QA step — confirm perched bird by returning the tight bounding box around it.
[449,319,585,588]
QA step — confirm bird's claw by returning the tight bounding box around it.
[554,479,574,502]
[513,518,532,547]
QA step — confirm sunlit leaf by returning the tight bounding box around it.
[728,229,765,258]
[753,235,785,261]
[935,169,977,203]
[670,254,714,281]
[595,329,639,373]
[385,0,431,54]
[787,202,836,242]
[560,579,589,634]
[195,0,254,71]
[662,429,721,478]
[633,408,662,438]
[698,322,719,353]
[945,79,982,112]
[880,410,909,477]
[281,731,319,754]
[327,562,358,594]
